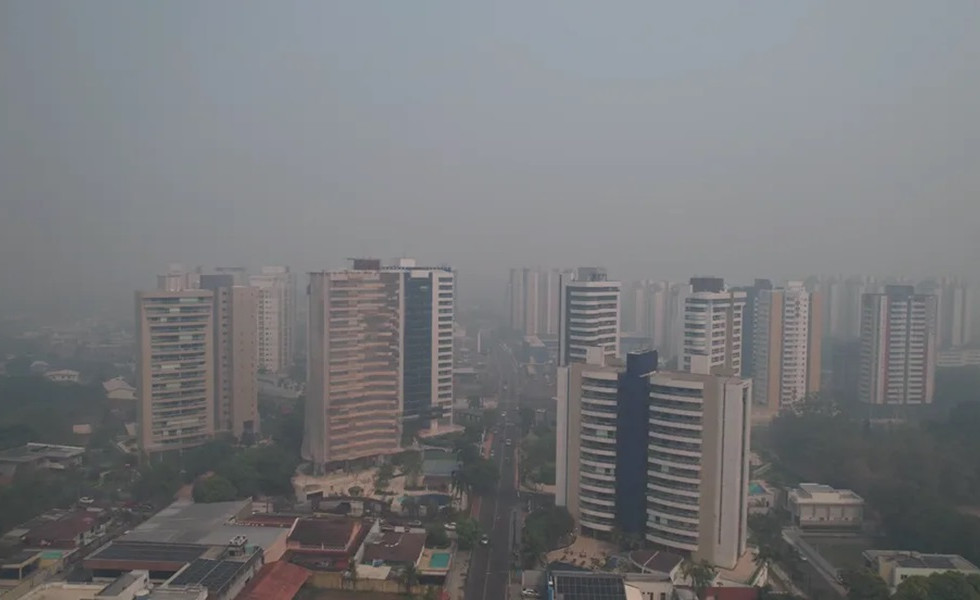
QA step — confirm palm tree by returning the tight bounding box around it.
[681,559,718,600]
[401,563,419,596]
[346,561,358,590]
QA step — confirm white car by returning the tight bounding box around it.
[522,589,541,597]
[444,522,457,531]
[480,535,490,546]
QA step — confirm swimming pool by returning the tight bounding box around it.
[429,552,451,569]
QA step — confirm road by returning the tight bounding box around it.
[465,342,523,600]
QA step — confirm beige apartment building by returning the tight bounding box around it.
[249,266,296,375]
[752,282,822,414]
[135,289,215,453]
[303,260,403,472]
[201,275,259,439]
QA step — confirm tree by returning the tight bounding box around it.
[375,462,395,491]
[893,571,980,600]
[455,517,482,550]
[425,523,449,548]
[345,561,358,590]
[401,564,419,595]
[133,462,181,505]
[681,559,717,600]
[192,475,238,503]
[840,569,889,600]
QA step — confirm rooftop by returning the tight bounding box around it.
[85,541,207,567]
[551,571,628,600]
[866,550,980,572]
[236,561,310,600]
[25,510,103,546]
[627,549,684,575]
[95,570,145,597]
[0,443,86,463]
[361,532,426,566]
[119,500,286,551]
[791,483,863,502]
[287,518,361,550]
[168,555,260,597]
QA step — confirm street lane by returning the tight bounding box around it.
[465,341,522,600]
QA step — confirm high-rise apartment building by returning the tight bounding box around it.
[682,278,746,375]
[558,268,620,366]
[859,285,937,405]
[383,259,455,431]
[734,279,773,379]
[200,275,260,439]
[646,371,752,569]
[303,261,403,472]
[249,266,295,375]
[918,278,974,349]
[556,349,657,538]
[135,288,215,453]
[508,267,562,336]
[752,282,822,414]
[157,264,202,292]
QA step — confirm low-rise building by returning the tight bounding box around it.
[864,550,980,593]
[284,518,373,571]
[44,369,80,383]
[102,377,136,401]
[0,443,86,484]
[787,483,864,531]
[361,531,426,569]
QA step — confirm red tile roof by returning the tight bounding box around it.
[236,561,310,600]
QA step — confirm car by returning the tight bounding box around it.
[444,522,457,531]
[408,520,423,527]
[480,535,490,546]
[506,439,512,446]
[522,589,541,598]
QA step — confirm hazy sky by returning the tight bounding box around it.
[2,1,979,318]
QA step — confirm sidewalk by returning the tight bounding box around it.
[445,548,471,600]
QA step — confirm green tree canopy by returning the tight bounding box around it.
[192,475,238,503]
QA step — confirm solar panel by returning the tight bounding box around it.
[89,542,207,564]
[553,572,627,600]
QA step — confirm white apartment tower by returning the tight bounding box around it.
[135,287,215,453]
[646,371,752,569]
[249,266,295,375]
[508,267,562,336]
[752,282,823,414]
[859,285,937,405]
[682,278,746,375]
[304,260,403,472]
[558,268,621,366]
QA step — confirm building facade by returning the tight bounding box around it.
[508,267,562,337]
[751,282,822,414]
[200,275,260,439]
[646,371,751,569]
[787,483,864,531]
[135,289,215,453]
[682,278,746,375]
[555,349,657,538]
[384,259,455,431]
[858,285,937,405]
[249,266,295,375]
[303,261,402,471]
[558,268,620,366]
